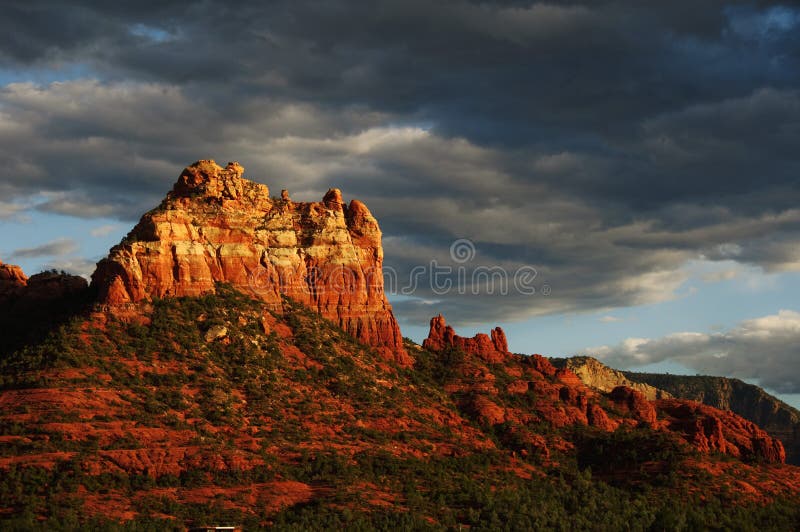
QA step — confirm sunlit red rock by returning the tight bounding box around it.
[0,259,27,303]
[91,160,409,365]
[609,386,658,426]
[587,403,619,431]
[422,314,510,363]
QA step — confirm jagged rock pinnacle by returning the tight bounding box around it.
[423,314,510,363]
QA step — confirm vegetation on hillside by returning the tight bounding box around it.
[1,286,799,530]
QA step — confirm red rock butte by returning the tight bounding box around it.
[91,160,410,365]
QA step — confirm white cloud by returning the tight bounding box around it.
[581,310,800,393]
[41,257,97,279]
[11,238,79,258]
[89,224,120,237]
[0,201,27,221]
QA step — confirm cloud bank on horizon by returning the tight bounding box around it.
[1,1,800,389]
[583,310,800,395]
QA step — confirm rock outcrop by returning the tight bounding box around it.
[622,371,800,465]
[0,263,90,355]
[91,160,409,365]
[656,400,786,464]
[552,356,671,400]
[0,262,88,306]
[422,315,510,363]
[609,386,658,426]
[0,260,28,303]
[554,357,797,465]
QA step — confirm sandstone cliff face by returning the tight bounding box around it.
[91,160,409,365]
[422,314,509,363]
[552,356,671,401]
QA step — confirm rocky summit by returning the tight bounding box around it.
[92,160,409,365]
[1,161,799,529]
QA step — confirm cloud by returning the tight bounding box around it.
[11,238,78,258]
[0,200,26,221]
[0,77,797,328]
[89,224,120,237]
[599,316,623,323]
[581,310,800,393]
[0,1,799,328]
[40,257,97,278]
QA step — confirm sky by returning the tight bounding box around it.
[1,1,800,408]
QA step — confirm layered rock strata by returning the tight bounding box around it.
[91,160,408,364]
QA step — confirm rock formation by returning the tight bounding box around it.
[0,262,90,355]
[551,356,671,400]
[621,371,800,465]
[609,386,658,426]
[0,259,28,303]
[91,160,409,365]
[656,399,786,464]
[422,314,509,363]
[556,357,788,463]
[0,261,88,306]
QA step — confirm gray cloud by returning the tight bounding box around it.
[582,310,800,394]
[11,238,78,258]
[0,1,799,330]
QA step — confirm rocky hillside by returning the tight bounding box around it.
[553,356,800,466]
[1,287,798,528]
[1,161,799,529]
[551,356,671,401]
[623,371,800,466]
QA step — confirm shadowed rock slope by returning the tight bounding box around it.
[1,160,799,529]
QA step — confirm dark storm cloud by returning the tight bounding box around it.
[1,0,800,329]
